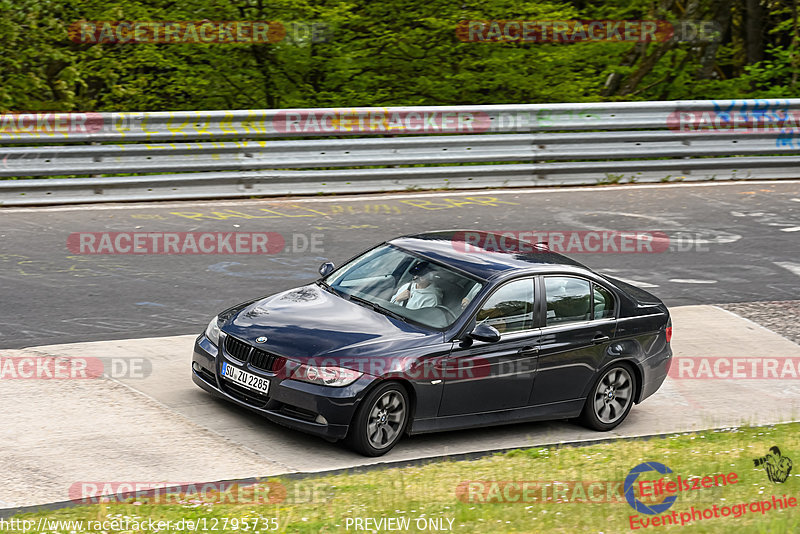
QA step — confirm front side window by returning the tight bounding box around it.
[476,278,535,334]
[545,276,591,326]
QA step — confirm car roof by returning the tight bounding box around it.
[388,230,590,280]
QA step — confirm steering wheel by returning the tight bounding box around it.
[434,305,457,323]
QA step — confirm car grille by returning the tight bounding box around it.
[250,347,279,371]
[224,335,282,372]
[225,336,251,362]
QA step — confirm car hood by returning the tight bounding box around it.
[220,284,442,361]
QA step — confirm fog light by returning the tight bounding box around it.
[314,414,328,425]
[192,362,202,372]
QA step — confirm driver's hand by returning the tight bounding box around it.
[393,289,410,303]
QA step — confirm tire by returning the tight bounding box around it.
[346,382,409,456]
[579,363,637,431]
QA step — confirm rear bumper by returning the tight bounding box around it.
[639,344,672,403]
[191,334,377,441]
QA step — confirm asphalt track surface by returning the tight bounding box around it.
[4,304,800,509]
[1,181,798,350]
[1,181,800,511]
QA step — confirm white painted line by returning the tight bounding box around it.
[780,226,800,232]
[597,269,660,288]
[2,180,799,214]
[602,275,659,288]
[668,279,718,284]
[774,261,800,278]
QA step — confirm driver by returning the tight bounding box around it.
[391,263,442,309]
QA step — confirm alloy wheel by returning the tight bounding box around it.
[366,390,406,449]
[593,367,633,424]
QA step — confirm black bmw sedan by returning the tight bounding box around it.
[192,231,672,456]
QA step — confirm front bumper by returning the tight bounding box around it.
[191,334,377,441]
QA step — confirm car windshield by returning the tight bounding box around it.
[323,244,484,330]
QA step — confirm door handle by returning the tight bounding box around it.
[519,345,540,356]
[592,334,611,344]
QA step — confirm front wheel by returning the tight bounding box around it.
[579,364,636,431]
[346,382,409,456]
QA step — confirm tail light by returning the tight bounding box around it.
[665,323,672,343]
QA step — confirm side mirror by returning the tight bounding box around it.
[470,322,501,343]
[318,262,335,277]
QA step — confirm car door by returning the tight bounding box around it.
[528,275,618,407]
[438,277,541,417]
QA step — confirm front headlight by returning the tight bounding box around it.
[205,316,222,346]
[291,363,362,387]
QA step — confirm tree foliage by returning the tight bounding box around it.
[0,0,795,111]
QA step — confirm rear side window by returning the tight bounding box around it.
[593,283,616,319]
[545,277,591,326]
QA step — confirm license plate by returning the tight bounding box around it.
[221,362,270,395]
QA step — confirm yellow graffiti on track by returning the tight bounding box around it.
[159,196,519,221]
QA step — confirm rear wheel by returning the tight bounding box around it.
[579,364,636,431]
[346,382,409,456]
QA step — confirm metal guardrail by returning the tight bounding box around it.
[1,99,799,205]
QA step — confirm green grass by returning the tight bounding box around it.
[4,423,800,533]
